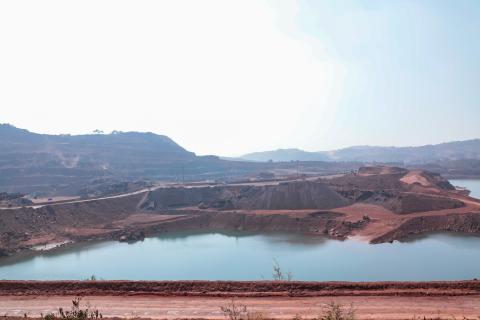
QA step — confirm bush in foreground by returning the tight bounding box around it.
[43,297,102,320]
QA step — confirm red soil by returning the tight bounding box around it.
[2,281,480,319]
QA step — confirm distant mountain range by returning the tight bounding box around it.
[1,123,479,195]
[0,124,360,194]
[0,123,195,193]
[241,140,480,164]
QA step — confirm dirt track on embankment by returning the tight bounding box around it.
[2,280,480,297]
[2,281,480,319]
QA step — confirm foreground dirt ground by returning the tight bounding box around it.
[1,295,480,320]
[2,281,480,320]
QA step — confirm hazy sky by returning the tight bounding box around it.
[1,0,479,156]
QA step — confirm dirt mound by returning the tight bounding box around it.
[139,187,235,210]
[372,212,480,243]
[384,193,465,214]
[400,170,455,190]
[143,182,350,211]
[233,181,350,210]
[328,173,405,192]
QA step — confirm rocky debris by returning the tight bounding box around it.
[385,193,465,214]
[0,248,10,257]
[337,189,465,214]
[118,230,145,243]
[343,216,371,229]
[0,192,33,208]
[328,167,466,214]
[371,212,480,243]
[419,171,456,190]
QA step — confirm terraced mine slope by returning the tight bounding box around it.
[0,166,479,258]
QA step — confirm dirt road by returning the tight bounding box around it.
[1,281,480,319]
[0,177,318,211]
[1,295,480,320]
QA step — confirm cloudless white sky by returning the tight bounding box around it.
[1,0,479,156]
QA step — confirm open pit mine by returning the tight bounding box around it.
[1,166,479,258]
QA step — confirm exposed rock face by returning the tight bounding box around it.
[328,167,463,214]
[372,212,480,243]
[420,171,456,190]
[118,230,145,242]
[328,172,406,192]
[118,210,354,241]
[384,193,465,214]
[0,193,145,237]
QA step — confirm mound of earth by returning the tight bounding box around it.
[327,172,405,192]
[232,181,350,210]
[400,170,455,190]
[372,212,480,243]
[141,181,350,211]
[139,186,237,210]
[328,166,466,214]
[384,193,465,214]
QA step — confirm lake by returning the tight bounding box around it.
[450,179,480,199]
[1,179,479,281]
[1,232,480,281]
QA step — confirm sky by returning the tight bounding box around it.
[0,0,479,156]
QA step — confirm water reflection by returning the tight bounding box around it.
[1,231,480,281]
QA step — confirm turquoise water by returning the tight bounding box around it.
[450,179,480,199]
[1,232,480,281]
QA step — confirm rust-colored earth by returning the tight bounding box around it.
[1,281,480,319]
[1,167,480,257]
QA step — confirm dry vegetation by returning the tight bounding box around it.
[220,298,356,320]
[42,298,102,320]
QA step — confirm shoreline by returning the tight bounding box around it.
[2,228,480,272]
[1,280,480,297]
